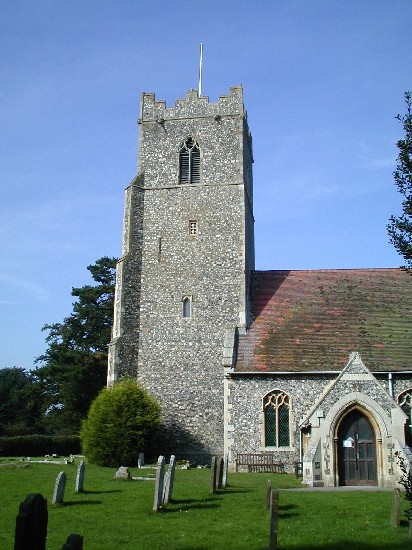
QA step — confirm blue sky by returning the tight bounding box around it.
[1,1,411,370]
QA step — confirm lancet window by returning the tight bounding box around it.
[182,296,191,318]
[179,138,200,184]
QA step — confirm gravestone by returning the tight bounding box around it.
[114,466,131,479]
[391,488,401,527]
[163,455,176,505]
[266,479,272,510]
[138,453,145,468]
[269,489,279,550]
[409,509,412,540]
[153,456,166,511]
[217,456,224,489]
[15,493,48,550]
[222,454,229,488]
[75,461,85,493]
[210,456,217,494]
[61,534,83,549]
[52,471,67,505]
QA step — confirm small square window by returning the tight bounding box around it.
[189,220,197,236]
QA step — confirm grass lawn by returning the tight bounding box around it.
[0,457,410,549]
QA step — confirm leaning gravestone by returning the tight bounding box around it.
[153,456,166,511]
[15,493,48,550]
[75,461,85,493]
[52,471,67,505]
[163,455,176,505]
[210,456,217,494]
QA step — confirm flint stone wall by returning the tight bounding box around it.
[227,371,412,473]
[109,87,254,459]
[227,374,335,471]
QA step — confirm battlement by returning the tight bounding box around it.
[139,85,245,122]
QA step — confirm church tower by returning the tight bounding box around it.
[108,86,254,460]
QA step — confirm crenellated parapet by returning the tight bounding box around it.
[139,85,245,123]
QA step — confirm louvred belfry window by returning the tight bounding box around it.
[264,391,291,447]
[179,138,200,184]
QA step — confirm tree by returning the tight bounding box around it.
[35,257,117,434]
[0,367,43,435]
[395,451,412,520]
[81,379,161,467]
[387,91,412,271]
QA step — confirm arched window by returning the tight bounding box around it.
[182,297,191,318]
[179,138,200,184]
[398,389,412,447]
[264,390,290,447]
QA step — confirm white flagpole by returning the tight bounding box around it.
[198,43,203,96]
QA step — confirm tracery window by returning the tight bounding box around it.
[179,138,200,184]
[264,390,290,447]
[398,389,412,447]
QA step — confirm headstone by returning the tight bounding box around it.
[210,456,217,494]
[153,456,166,511]
[114,466,131,479]
[163,455,176,505]
[391,488,401,527]
[409,508,412,540]
[138,453,145,468]
[75,461,85,493]
[15,493,48,550]
[217,456,224,489]
[266,479,272,510]
[52,471,67,505]
[61,534,83,549]
[269,489,279,550]
[222,454,229,488]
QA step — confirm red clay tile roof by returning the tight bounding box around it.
[235,269,412,373]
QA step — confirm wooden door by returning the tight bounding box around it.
[338,410,377,486]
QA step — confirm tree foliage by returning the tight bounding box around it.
[0,368,43,436]
[395,451,412,519]
[387,91,412,271]
[35,257,117,434]
[81,379,161,467]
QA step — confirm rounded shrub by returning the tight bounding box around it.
[80,379,161,467]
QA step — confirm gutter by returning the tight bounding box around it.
[228,370,412,376]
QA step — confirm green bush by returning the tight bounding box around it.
[0,435,80,456]
[81,379,161,467]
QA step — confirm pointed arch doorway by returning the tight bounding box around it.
[337,409,377,486]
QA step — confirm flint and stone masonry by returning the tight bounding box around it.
[108,86,254,460]
[107,84,412,486]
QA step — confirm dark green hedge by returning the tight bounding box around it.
[0,435,81,457]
